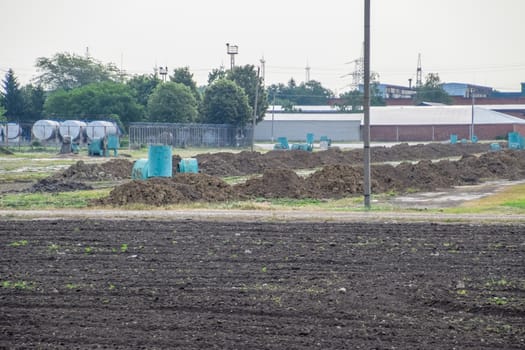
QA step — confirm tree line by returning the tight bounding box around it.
[0,52,452,128]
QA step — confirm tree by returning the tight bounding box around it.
[127,74,160,107]
[44,82,144,126]
[267,78,334,106]
[207,67,227,85]
[35,52,120,91]
[21,84,46,122]
[227,65,268,123]
[415,73,452,104]
[147,82,198,123]
[294,80,334,105]
[1,69,24,120]
[0,105,6,122]
[170,67,201,102]
[336,90,363,112]
[335,74,385,111]
[201,79,252,126]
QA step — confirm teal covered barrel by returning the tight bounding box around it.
[178,158,199,173]
[131,159,149,179]
[148,145,172,177]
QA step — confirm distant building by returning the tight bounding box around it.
[442,82,493,98]
[255,105,525,142]
[376,83,416,100]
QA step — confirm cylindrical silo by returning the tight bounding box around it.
[6,123,21,143]
[86,121,117,140]
[32,120,60,141]
[59,120,87,141]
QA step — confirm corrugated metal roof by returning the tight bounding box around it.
[263,106,525,125]
[368,106,525,125]
[263,113,361,122]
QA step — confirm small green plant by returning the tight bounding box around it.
[271,295,282,306]
[9,240,28,247]
[66,283,79,290]
[261,266,267,273]
[489,296,508,305]
[120,243,128,253]
[108,283,116,291]
[457,289,468,296]
[48,243,60,252]
[1,280,35,290]
[84,246,94,254]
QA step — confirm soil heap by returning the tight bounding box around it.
[51,159,133,181]
[196,143,492,176]
[28,159,133,193]
[97,149,525,206]
[95,173,236,206]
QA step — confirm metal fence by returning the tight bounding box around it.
[0,122,32,147]
[129,122,253,148]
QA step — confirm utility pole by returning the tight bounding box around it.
[470,87,475,140]
[363,0,371,209]
[416,53,423,88]
[251,67,260,152]
[305,61,311,83]
[260,57,266,84]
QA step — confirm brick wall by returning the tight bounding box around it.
[370,124,518,142]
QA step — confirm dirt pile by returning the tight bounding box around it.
[27,158,133,193]
[195,143,492,176]
[51,159,133,181]
[98,150,525,206]
[95,173,236,206]
[235,169,312,199]
[28,178,93,193]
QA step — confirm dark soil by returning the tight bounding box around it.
[24,159,134,194]
[51,159,133,182]
[97,149,525,205]
[28,178,93,193]
[95,174,236,206]
[24,143,518,204]
[196,143,492,177]
[1,219,523,349]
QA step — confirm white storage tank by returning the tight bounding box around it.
[86,121,117,140]
[5,123,21,143]
[59,120,87,141]
[32,120,60,141]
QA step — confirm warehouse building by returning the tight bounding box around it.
[254,105,525,142]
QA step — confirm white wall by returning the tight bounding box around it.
[254,120,361,141]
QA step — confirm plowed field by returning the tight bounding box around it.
[1,220,524,349]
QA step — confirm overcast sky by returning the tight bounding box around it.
[1,0,524,93]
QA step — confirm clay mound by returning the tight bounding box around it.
[306,165,364,199]
[234,168,310,199]
[52,159,133,181]
[28,178,93,193]
[97,149,525,206]
[170,173,237,202]
[193,143,493,177]
[197,152,247,176]
[95,173,236,206]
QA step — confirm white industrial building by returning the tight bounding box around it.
[254,105,525,142]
